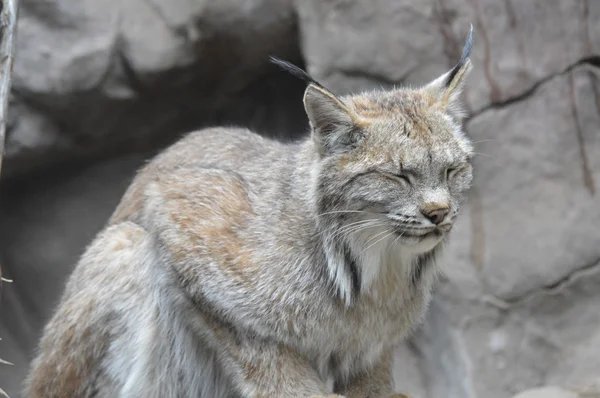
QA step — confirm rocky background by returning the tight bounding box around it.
[1,0,599,397]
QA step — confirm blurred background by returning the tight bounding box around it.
[0,0,599,397]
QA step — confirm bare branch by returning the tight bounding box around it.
[0,8,19,389]
[0,0,19,177]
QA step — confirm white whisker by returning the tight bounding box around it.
[472,152,495,159]
[386,231,404,257]
[317,210,369,217]
[322,219,380,239]
[322,218,375,233]
[361,229,392,246]
[359,231,396,256]
[330,221,386,242]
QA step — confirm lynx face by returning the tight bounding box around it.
[299,28,474,254]
[321,93,474,251]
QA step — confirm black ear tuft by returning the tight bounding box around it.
[269,56,325,89]
[460,24,474,64]
[444,24,474,88]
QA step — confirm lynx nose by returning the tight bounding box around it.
[422,207,449,225]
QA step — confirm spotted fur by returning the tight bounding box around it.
[25,28,475,398]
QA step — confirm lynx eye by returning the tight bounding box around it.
[386,173,411,186]
[396,174,411,185]
[445,167,458,180]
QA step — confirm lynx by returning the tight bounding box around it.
[25,27,475,398]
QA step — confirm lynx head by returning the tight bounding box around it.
[273,27,474,258]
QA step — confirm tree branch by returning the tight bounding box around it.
[0,0,18,179]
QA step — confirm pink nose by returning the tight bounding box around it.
[422,208,449,225]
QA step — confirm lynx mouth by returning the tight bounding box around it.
[394,225,451,240]
[400,229,441,239]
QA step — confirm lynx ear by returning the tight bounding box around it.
[303,84,362,155]
[424,25,474,118]
[269,56,362,156]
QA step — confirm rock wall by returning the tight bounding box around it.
[1,0,598,397]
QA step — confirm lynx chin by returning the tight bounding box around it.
[26,27,475,398]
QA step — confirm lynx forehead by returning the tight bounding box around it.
[346,87,473,175]
[347,89,472,156]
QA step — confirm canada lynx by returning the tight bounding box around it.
[25,27,475,398]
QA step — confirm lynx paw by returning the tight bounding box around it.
[389,394,412,398]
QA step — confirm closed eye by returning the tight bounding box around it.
[445,168,457,179]
[445,165,466,180]
[382,172,411,186]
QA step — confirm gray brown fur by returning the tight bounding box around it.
[25,29,475,398]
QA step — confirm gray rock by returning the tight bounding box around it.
[295,0,449,95]
[296,0,596,113]
[512,383,600,398]
[512,387,578,398]
[463,65,600,300]
[5,0,303,178]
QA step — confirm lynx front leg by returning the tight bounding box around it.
[333,352,411,398]
[225,339,336,397]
